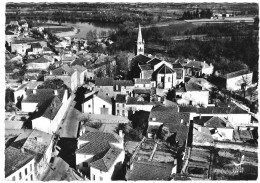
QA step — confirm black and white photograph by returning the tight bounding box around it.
[3,1,259,181]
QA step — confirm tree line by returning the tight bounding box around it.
[181,8,213,20]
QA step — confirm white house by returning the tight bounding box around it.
[134,78,151,89]
[220,69,253,91]
[176,77,211,106]
[76,131,125,181]
[5,147,36,181]
[5,129,54,180]
[115,94,128,117]
[82,91,112,115]
[26,56,53,71]
[180,59,214,77]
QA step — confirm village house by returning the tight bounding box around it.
[27,42,43,55]
[179,103,252,127]
[21,88,70,134]
[75,130,125,181]
[176,77,211,106]
[134,78,152,88]
[11,38,47,55]
[5,129,54,180]
[148,103,190,148]
[126,96,158,113]
[113,80,134,96]
[26,56,53,71]
[61,54,77,65]
[5,146,36,181]
[217,69,253,91]
[193,116,234,141]
[126,161,174,180]
[82,91,112,115]
[177,59,214,77]
[115,94,128,117]
[45,64,80,92]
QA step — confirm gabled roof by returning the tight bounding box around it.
[95,78,114,86]
[90,147,122,172]
[133,89,151,94]
[220,69,251,79]
[126,161,173,180]
[184,60,211,69]
[78,131,119,143]
[131,54,151,65]
[197,107,230,114]
[134,78,151,84]
[27,56,50,63]
[115,94,126,103]
[96,91,112,105]
[5,146,34,178]
[230,106,248,114]
[172,63,183,69]
[114,80,134,86]
[43,47,52,52]
[126,97,151,105]
[31,42,42,49]
[185,82,202,91]
[194,116,232,129]
[147,58,163,67]
[139,64,152,71]
[76,140,111,155]
[16,81,43,91]
[50,65,74,76]
[156,64,175,74]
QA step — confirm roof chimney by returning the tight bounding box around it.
[54,90,58,95]
[33,89,36,94]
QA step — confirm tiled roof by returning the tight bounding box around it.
[126,97,151,105]
[115,94,126,103]
[5,120,25,130]
[193,124,214,146]
[184,60,211,69]
[156,64,175,74]
[197,107,230,114]
[185,82,202,91]
[76,140,111,155]
[78,131,119,143]
[204,116,229,128]
[193,116,212,126]
[179,106,198,113]
[220,69,251,79]
[172,63,183,69]
[147,58,163,67]
[71,65,87,73]
[5,146,34,177]
[90,147,122,172]
[50,64,74,76]
[97,91,112,104]
[139,64,152,71]
[6,30,15,35]
[27,56,51,63]
[134,78,151,84]
[131,54,151,65]
[31,42,42,48]
[43,47,52,52]
[126,161,173,180]
[95,78,114,86]
[114,80,134,86]
[149,105,179,124]
[230,106,248,114]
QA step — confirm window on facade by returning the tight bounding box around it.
[92,174,95,180]
[19,172,22,180]
[103,105,105,108]
[25,168,27,175]
[100,176,103,181]
[12,176,15,181]
[122,110,125,117]
[143,84,145,87]
[122,104,125,107]
[31,175,33,181]
[26,179,28,181]
[117,104,119,107]
[88,105,91,108]
[168,77,171,82]
[30,164,32,171]
[117,110,119,115]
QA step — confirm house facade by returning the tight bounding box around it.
[82,92,112,115]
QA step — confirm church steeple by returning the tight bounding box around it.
[137,24,144,55]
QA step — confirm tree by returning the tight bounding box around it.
[37,78,64,89]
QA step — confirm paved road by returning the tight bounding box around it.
[59,105,83,138]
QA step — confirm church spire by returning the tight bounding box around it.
[137,24,144,55]
[137,24,143,43]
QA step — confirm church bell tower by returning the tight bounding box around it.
[137,24,144,55]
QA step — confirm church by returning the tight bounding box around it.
[129,24,184,90]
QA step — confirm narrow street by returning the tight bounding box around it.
[42,95,83,180]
